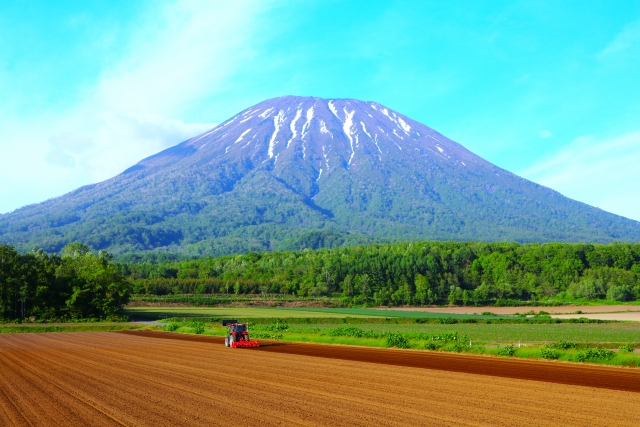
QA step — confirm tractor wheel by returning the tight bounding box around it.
[224,337,229,347]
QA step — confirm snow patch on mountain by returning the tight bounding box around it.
[287,108,302,147]
[267,110,285,160]
[328,101,340,121]
[398,117,411,134]
[322,145,329,169]
[259,107,274,119]
[360,122,372,139]
[342,107,356,167]
[302,107,314,138]
[319,120,332,137]
[235,128,251,144]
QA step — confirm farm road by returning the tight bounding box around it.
[0,332,639,426]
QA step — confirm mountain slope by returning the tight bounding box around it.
[2,96,640,255]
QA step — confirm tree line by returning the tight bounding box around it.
[0,243,129,322]
[119,241,640,305]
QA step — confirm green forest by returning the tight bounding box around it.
[4,240,640,321]
[0,244,129,322]
[119,241,640,305]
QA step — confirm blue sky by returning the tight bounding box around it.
[1,0,640,220]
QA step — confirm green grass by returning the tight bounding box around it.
[159,319,640,368]
[283,322,640,345]
[0,324,147,333]
[276,307,511,319]
[124,306,387,320]
[125,306,519,321]
[170,320,640,346]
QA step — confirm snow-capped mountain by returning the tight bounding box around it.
[2,96,639,255]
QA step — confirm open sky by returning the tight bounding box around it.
[1,0,639,220]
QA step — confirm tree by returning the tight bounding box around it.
[414,274,430,305]
[342,274,353,297]
[57,243,129,319]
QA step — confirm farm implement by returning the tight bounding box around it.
[222,320,259,348]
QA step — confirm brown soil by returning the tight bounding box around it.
[1,332,639,426]
[385,305,640,315]
[553,312,640,321]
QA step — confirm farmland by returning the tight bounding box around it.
[1,331,640,426]
[124,306,392,319]
[138,306,640,367]
[278,322,640,344]
[160,317,640,345]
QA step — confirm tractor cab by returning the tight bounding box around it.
[230,324,246,334]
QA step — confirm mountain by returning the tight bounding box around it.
[2,96,640,256]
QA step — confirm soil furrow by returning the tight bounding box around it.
[1,332,639,426]
[0,345,128,427]
[35,334,640,422]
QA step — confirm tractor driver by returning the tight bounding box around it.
[231,324,246,333]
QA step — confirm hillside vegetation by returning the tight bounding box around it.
[119,241,640,305]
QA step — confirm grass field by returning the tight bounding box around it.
[163,321,640,346]
[276,307,507,318]
[124,306,513,320]
[149,304,640,369]
[284,322,640,344]
[161,320,640,368]
[124,306,388,319]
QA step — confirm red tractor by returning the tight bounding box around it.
[222,320,259,348]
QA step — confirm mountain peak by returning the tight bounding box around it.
[134,95,483,196]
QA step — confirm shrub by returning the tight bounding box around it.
[429,332,459,341]
[329,326,379,338]
[551,341,577,350]
[540,345,559,359]
[252,332,283,339]
[164,322,179,332]
[619,344,635,353]
[189,322,205,335]
[575,347,614,362]
[424,342,440,350]
[497,344,516,356]
[569,317,605,324]
[448,340,470,353]
[481,312,495,316]
[461,318,477,324]
[265,323,289,332]
[438,317,458,324]
[385,332,409,348]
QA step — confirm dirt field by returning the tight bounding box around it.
[552,312,640,321]
[1,332,640,426]
[385,305,640,315]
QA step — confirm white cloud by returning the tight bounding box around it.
[598,20,640,59]
[538,129,552,138]
[0,0,269,213]
[49,133,94,153]
[520,131,640,221]
[44,150,76,169]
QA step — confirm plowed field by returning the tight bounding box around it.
[1,332,639,426]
